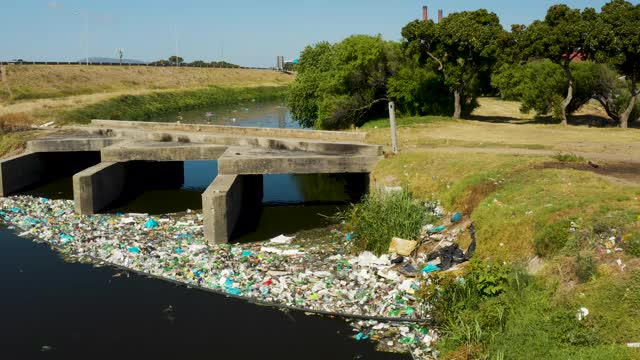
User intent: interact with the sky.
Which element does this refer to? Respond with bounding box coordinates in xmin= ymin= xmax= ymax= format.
xmin=0 ymin=0 xmax=630 ymax=67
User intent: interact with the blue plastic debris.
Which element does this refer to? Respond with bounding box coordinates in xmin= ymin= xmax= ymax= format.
xmin=241 ymin=250 xmax=254 ymax=258
xmin=10 ymin=208 xmax=21 ymax=213
xmin=60 ymin=233 xmax=74 ymax=244
xmin=175 ymin=248 xmax=184 ymax=254
xmin=128 ymin=247 xmax=141 ymax=253
xmin=41 ymin=198 xmax=50 ymax=203
xmin=354 ymin=332 xmax=369 ymax=341
xmin=224 ymin=278 xmax=242 ymax=295
xmin=345 ymin=233 xmax=354 ymax=241
xmin=115 ymin=212 xmax=124 ymax=216
xmin=451 ymin=212 xmax=463 ymax=223
xmin=428 ymin=225 xmax=446 ymax=234
xmin=144 ymin=219 xmax=159 ymax=228
xmin=421 ymin=264 xmax=441 ymax=273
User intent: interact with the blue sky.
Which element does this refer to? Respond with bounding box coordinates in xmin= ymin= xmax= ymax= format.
xmin=1 ymin=0 xmax=629 ymax=67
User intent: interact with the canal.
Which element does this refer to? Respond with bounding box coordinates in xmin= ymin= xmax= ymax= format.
xmin=2 ymin=102 xmax=408 ymax=358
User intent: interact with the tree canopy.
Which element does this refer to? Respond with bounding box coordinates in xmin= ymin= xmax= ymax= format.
xmin=401 ymin=10 xmax=503 ymax=118
xmin=288 ymin=35 xmax=399 ymax=129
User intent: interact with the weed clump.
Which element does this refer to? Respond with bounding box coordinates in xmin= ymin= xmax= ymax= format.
xmin=552 ymin=152 xmax=585 ymax=163
xmin=534 ymin=219 xmax=572 ymax=257
xmin=342 ymin=190 xmax=436 ymax=255
xmin=0 ymin=112 xmax=33 ymax=133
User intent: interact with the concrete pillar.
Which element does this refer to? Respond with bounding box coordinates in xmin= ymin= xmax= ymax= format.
xmin=0 ymin=151 xmax=101 ymax=197
xmin=0 ymin=152 xmax=44 ymax=197
xmin=73 ymin=162 xmax=126 ymax=214
xmin=73 ymin=161 xmax=186 ymax=214
xmin=202 ymin=174 xmax=263 ymax=244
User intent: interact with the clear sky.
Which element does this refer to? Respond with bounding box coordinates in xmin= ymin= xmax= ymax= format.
xmin=1 ymin=0 xmax=630 ymax=67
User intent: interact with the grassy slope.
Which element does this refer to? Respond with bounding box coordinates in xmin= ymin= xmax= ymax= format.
xmin=0 ymin=65 xmax=293 ymax=102
xmin=366 ymin=100 xmax=640 ymax=358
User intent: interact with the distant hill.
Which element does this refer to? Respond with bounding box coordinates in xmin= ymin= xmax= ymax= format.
xmin=80 ymin=57 xmax=147 ymax=64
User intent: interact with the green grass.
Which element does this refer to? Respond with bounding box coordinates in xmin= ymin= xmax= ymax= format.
xmin=342 ymin=190 xmax=437 ymax=255
xmin=376 ymin=149 xmax=640 ymax=358
xmin=553 ymin=152 xmax=586 ymax=163
xmin=63 ymin=86 xmax=288 ymax=124
xmin=0 ymin=131 xmax=36 ymax=158
xmin=360 ymin=115 xmax=453 ymax=129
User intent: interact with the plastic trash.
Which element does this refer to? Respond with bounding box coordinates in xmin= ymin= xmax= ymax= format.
xmin=269 ymin=234 xmax=294 ymax=244
xmin=577 ymin=307 xmax=589 ymax=321
xmin=355 ymin=332 xmax=369 ymax=341
xmin=144 ymin=219 xmax=159 ymax=228
xmin=421 ymin=264 xmax=441 ymax=273
xmin=428 ymin=225 xmax=446 ymax=234
xmin=345 ymin=233 xmax=354 ymax=241
xmin=388 ymin=237 xmax=417 ymax=256
xmin=128 ymin=247 xmax=141 ymax=253
xmin=450 ymin=212 xmax=463 ymax=223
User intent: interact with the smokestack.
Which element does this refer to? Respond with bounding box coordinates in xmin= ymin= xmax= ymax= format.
xmin=438 ymin=9 xmax=443 ymax=23
xmin=422 ymin=6 xmax=428 ymax=21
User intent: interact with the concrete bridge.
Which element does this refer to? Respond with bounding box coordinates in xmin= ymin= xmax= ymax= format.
xmin=0 ymin=120 xmax=382 ymax=244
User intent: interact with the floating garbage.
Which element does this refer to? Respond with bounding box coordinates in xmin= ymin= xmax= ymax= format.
xmin=0 ymin=195 xmax=443 ymax=357
xmin=144 ymin=219 xmax=159 ymax=229
xmin=428 ymin=225 xmax=446 ymax=234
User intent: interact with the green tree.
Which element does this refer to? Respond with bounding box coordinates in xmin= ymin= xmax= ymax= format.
xmin=493 ymin=60 xmax=637 ymax=123
xmin=522 ymin=5 xmax=597 ymax=125
xmin=593 ymin=0 xmax=640 ymax=128
xmin=401 ymin=10 xmax=503 ymax=119
xmin=168 ymin=56 xmax=184 ymax=65
xmin=288 ymin=35 xmax=399 ymax=129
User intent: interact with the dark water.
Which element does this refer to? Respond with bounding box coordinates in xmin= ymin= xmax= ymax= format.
xmin=20 ymin=160 xmax=360 ymax=244
xmin=154 ymin=101 xmax=300 ymax=129
xmin=5 ymin=105 xmax=394 ymax=358
xmin=0 ymin=226 xmax=407 ymax=359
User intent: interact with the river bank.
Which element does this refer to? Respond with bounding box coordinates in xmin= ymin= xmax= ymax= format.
xmin=0 ymin=195 xmax=439 ymax=358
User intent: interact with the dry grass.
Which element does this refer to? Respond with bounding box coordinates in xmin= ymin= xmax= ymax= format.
xmin=0 ymin=65 xmax=294 ymax=123
xmin=365 ymin=109 xmax=640 ymax=160
xmin=0 ymin=112 xmax=33 ymax=132
xmin=0 ymin=65 xmax=293 ymax=103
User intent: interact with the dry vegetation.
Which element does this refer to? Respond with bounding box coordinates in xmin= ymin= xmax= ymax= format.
xmin=0 ymin=65 xmax=294 ymax=124
xmin=0 ymin=112 xmax=33 ymax=132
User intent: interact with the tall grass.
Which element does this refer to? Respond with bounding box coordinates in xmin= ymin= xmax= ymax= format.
xmin=342 ymin=190 xmax=436 ymax=255
xmin=63 ymin=86 xmax=288 ymax=123
xmin=0 ymin=113 xmax=33 ymax=132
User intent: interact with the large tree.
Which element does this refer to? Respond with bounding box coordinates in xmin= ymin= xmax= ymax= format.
xmin=523 ymin=5 xmax=597 ymax=125
xmin=401 ymin=9 xmax=503 ymax=119
xmin=594 ymin=0 xmax=640 ymax=128
xmin=288 ymin=35 xmax=400 ymax=129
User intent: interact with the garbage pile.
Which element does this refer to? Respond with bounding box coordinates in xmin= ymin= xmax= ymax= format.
xmin=0 ymin=195 xmax=448 ymax=356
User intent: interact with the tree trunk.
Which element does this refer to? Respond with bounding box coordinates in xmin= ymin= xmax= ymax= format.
xmin=453 ymin=89 xmax=461 ymax=119
xmin=561 ymin=64 xmax=574 ymax=126
xmin=619 ymin=81 xmax=638 ymax=129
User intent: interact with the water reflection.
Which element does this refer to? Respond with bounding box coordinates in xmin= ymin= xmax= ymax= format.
xmin=153 ymin=101 xmax=299 ymax=129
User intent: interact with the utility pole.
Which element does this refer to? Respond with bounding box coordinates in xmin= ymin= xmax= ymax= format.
xmin=174 ymin=25 xmax=179 ymax=68
xmin=118 ymin=49 xmax=124 ymax=65
xmin=76 ymin=11 xmax=89 ymax=65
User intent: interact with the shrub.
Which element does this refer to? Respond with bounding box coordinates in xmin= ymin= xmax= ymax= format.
xmin=623 ymin=233 xmax=640 ymax=257
xmin=342 ymin=190 xmax=435 ymax=255
xmin=534 ymin=220 xmax=572 ymax=257
xmin=576 ymin=253 xmax=596 ymax=283
xmin=0 ymin=112 xmax=33 ymax=133
xmin=552 ymin=152 xmax=585 ymax=163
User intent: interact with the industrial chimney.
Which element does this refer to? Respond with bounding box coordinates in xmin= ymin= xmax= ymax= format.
xmin=422 ymin=6 xmax=428 ymax=21
xmin=438 ymin=9 xmax=443 ymax=23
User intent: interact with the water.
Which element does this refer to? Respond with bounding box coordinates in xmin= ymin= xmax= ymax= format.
xmin=0 ymin=226 xmax=408 ymax=359
xmin=154 ymin=101 xmax=300 ymax=129
xmin=3 ymin=104 xmax=393 ymax=357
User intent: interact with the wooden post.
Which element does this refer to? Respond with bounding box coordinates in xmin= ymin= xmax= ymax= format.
xmin=388 ymin=101 xmax=398 ymax=154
